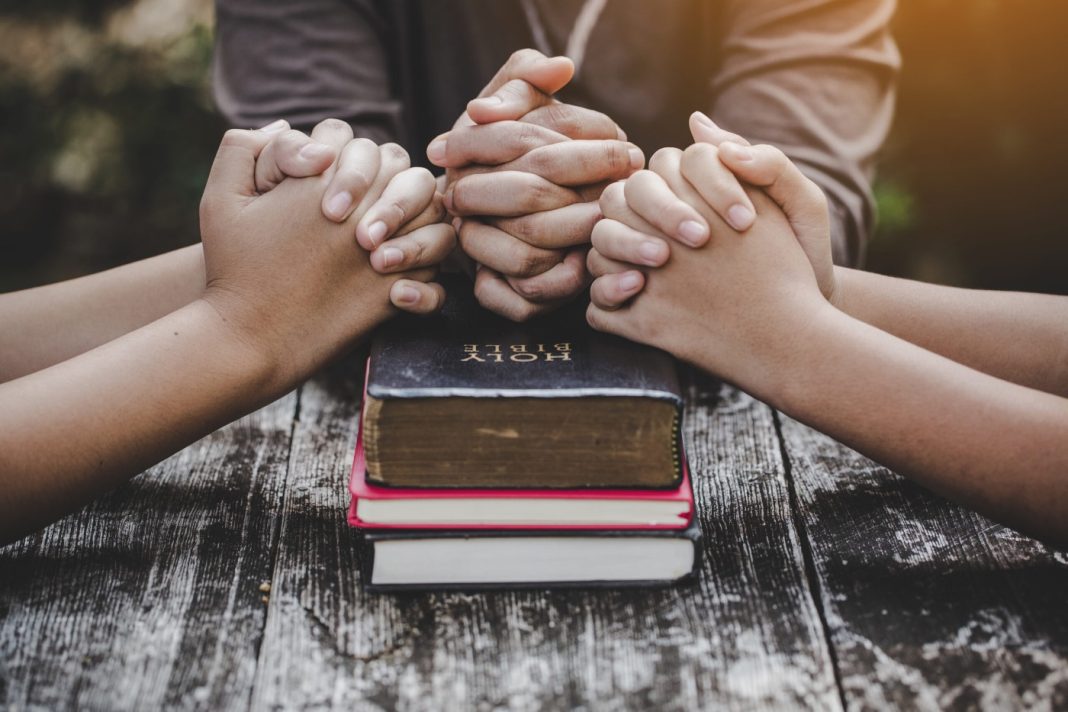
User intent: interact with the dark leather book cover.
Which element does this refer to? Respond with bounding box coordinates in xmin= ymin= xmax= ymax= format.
xmin=356 ymin=517 xmax=702 ymax=592
xmin=367 ymin=274 xmax=681 ymax=403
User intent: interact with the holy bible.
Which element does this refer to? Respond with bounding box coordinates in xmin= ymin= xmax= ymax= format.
xmin=362 ymin=276 xmax=683 ymax=489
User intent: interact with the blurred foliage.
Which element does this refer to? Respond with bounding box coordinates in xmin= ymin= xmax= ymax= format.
xmin=872 ymin=0 xmax=1068 ymax=294
xmin=0 ymin=0 xmax=1066 ymax=294
xmin=0 ymin=0 xmax=221 ymax=291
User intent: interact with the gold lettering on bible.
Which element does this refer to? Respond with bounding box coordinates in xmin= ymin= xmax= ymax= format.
xmin=461 ymin=343 xmax=572 ymax=363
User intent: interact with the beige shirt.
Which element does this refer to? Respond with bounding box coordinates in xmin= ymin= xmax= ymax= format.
xmin=213 ymin=0 xmax=900 ymax=265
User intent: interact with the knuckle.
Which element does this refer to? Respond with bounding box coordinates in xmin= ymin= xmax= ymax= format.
xmin=524 ymin=146 xmax=552 ymax=175
xmin=341 ymin=168 xmax=372 ymax=196
xmin=589 ymin=219 xmax=613 ymax=251
xmin=543 ymin=103 xmax=578 ymax=135
xmin=649 ymin=147 xmax=682 ymax=171
xmin=316 ymin=118 xmax=350 ymax=134
xmin=586 ymin=302 xmax=607 ymax=329
xmin=511 ymin=301 xmax=539 ymax=323
xmin=527 ymin=179 xmax=556 ymax=209
xmin=509 ymin=48 xmax=541 ymax=67
xmin=515 ymin=249 xmax=544 ymax=277
xmin=624 ymin=170 xmax=655 ymax=198
xmin=603 ymin=142 xmax=627 ymax=173
xmin=517 ymin=122 xmax=548 ymax=151
xmin=220 ymin=128 xmax=251 ymax=149
xmin=600 ymin=180 xmax=625 ymax=207
xmin=512 ymin=277 xmax=544 ymax=301
xmin=385 ymin=200 xmax=407 ymax=224
xmin=319 ymin=118 xmax=347 ymax=132
xmin=449 ymin=182 xmax=469 ymax=213
xmin=381 ymin=142 xmax=410 ymax=166
xmin=507 ymin=214 xmax=539 ymax=243
xmin=411 ymin=166 xmax=436 ymax=192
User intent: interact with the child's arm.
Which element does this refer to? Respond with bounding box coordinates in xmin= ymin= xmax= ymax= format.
xmin=831 ymin=268 xmax=1068 ymax=397
xmin=0 ymin=120 xmax=451 ymax=383
xmin=586 ymin=146 xmax=1068 ymax=547
xmin=0 ymin=246 xmax=206 ymax=382
xmin=0 ymin=127 xmax=453 ymax=545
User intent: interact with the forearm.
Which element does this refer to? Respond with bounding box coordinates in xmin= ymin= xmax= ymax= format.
xmin=741 ymin=304 xmax=1068 ymax=547
xmin=0 ymin=245 xmax=206 ymax=382
xmin=0 ymin=299 xmax=277 ymax=544
xmin=834 ymin=267 xmax=1068 ymax=396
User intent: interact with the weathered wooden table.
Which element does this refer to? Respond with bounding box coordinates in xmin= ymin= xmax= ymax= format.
xmin=2 ymin=358 xmax=1066 ymax=710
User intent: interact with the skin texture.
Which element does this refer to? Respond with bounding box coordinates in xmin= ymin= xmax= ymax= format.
xmin=586 ymin=130 xmax=1068 ymax=548
xmin=0 ymin=125 xmax=454 ymax=544
xmin=430 ymin=50 xmax=637 ymax=321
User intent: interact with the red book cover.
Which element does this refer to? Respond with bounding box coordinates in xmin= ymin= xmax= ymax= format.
xmin=347 ymin=431 xmax=694 ymax=531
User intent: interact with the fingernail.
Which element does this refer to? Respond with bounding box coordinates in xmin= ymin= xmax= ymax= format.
xmin=694 ymin=112 xmax=716 ymax=129
xmin=367 ymin=221 xmax=388 ymax=247
xmin=325 ymin=191 xmax=352 ymax=219
xmin=395 ymin=284 xmax=420 ymax=304
xmin=299 ymin=142 xmax=331 ymax=160
xmin=479 ymin=96 xmax=504 ymax=106
xmin=727 ymin=204 xmax=755 ymax=231
xmin=638 ymin=240 xmax=665 ymax=264
xmin=628 ymin=147 xmax=644 ymax=170
xmin=381 ymin=246 xmax=404 ymax=268
xmin=619 ymin=272 xmax=642 ymax=292
xmin=443 ymin=191 xmax=454 ymax=212
xmin=258 ymin=119 xmax=287 ymax=132
xmin=427 ymin=138 xmax=447 ymax=164
xmin=451 ymin=217 xmax=462 ymax=232
xmin=678 ymin=219 xmax=708 ymax=246
xmin=721 ymin=142 xmax=753 ymax=162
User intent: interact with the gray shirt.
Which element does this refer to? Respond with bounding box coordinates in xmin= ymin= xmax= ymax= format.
xmin=213 ymin=0 xmax=900 ymax=265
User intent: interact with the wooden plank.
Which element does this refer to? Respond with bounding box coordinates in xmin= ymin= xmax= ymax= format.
xmin=251 ymin=363 xmax=842 ymax=710
xmin=0 ymin=391 xmax=298 ymax=711
xmin=777 ymin=414 xmax=1068 ymax=710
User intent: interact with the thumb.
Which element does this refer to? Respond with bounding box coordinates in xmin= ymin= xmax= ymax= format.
xmin=204 ymin=128 xmax=273 ymax=199
xmin=519 ymin=55 xmax=575 ymax=95
xmin=467 ymin=78 xmax=552 ymax=124
xmin=688 ymin=111 xmax=751 ymax=148
xmin=480 ymin=51 xmax=574 ymax=98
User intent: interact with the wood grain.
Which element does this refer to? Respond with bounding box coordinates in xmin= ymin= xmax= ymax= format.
xmin=251 ymin=362 xmax=840 ymax=711
xmin=777 ymin=413 xmax=1068 ymax=710
xmin=0 ymin=392 xmax=298 ymax=711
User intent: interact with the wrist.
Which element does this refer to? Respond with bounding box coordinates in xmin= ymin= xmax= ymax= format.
xmin=760 ymin=302 xmax=860 ymax=414
xmin=701 ymin=297 xmax=847 ymax=412
xmin=191 ymin=295 xmax=290 ymax=401
xmin=828 ymin=266 xmax=852 ymax=313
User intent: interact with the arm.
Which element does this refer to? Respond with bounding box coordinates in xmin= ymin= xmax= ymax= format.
xmin=712 ymin=0 xmax=900 ymax=264
xmin=769 ymin=302 xmax=1068 ymax=548
xmin=0 ymin=245 xmax=204 ymax=383
xmin=833 ymin=267 xmax=1068 ymax=397
xmin=0 ymin=299 xmax=276 ymax=544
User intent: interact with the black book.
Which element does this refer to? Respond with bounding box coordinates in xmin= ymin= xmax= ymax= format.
xmin=357 ymin=518 xmax=702 ymax=592
xmin=363 ymin=275 xmax=683 ymax=489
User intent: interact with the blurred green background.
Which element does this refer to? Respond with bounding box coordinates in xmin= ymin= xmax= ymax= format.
xmin=1 ymin=0 xmax=1066 ymax=295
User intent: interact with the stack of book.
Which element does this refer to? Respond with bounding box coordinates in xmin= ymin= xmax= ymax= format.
xmin=348 ymin=279 xmax=700 ymax=591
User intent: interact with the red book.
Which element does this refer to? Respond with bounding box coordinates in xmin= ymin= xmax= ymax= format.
xmin=348 ymin=432 xmax=693 ymax=531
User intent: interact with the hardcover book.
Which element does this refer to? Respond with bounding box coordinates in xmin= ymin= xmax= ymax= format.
xmin=348 ymin=432 xmax=694 ymax=529
xmin=357 ymin=519 xmax=702 ymax=591
xmin=362 ymin=275 xmax=683 ymax=489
